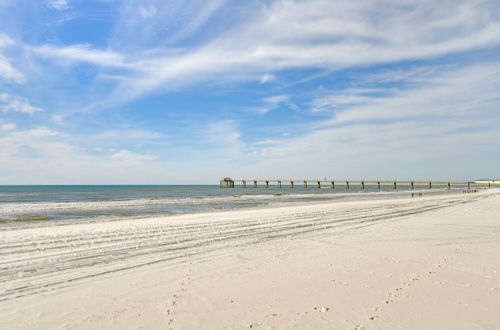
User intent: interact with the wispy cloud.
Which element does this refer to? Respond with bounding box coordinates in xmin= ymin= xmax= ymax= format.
xmin=0 ymin=93 xmax=43 ymax=114
xmin=260 ymin=73 xmax=276 ymax=83
xmin=46 ymin=0 xmax=69 ymax=10
xmin=246 ymin=95 xmax=297 ymax=114
xmin=34 ymin=44 xmax=127 ymax=68
xmin=13 ymin=0 xmax=499 ymax=110
xmin=93 ymin=0 xmax=500 ymax=106
xmin=0 ymin=122 xmax=16 ymax=130
xmin=138 ymin=5 xmax=157 ymax=19
xmin=0 ymin=33 xmax=24 ymax=83
xmin=0 ymin=55 xmax=24 ymax=83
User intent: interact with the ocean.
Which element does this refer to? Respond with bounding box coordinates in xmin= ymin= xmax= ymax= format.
xmin=0 ymin=184 xmax=457 ymax=228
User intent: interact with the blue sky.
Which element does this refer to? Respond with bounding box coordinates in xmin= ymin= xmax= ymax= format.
xmin=0 ymin=0 xmax=499 ymax=184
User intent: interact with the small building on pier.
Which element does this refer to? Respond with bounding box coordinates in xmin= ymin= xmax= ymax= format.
xmin=220 ymin=177 xmax=235 ymax=188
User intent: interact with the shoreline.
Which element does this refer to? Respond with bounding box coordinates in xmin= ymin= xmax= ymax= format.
xmin=0 ymin=187 xmax=472 ymax=230
xmin=0 ymin=189 xmax=499 ymax=329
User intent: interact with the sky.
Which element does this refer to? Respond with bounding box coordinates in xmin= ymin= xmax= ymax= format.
xmin=0 ymin=0 xmax=499 ymax=184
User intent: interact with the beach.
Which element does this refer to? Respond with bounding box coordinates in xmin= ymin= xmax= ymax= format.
xmin=1 ymin=188 xmax=499 ymax=329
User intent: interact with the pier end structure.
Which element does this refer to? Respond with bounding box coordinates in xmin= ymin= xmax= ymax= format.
xmin=220 ymin=177 xmax=235 ymax=188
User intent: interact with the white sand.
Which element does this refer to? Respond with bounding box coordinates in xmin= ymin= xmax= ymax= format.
xmin=0 ymin=189 xmax=499 ymax=329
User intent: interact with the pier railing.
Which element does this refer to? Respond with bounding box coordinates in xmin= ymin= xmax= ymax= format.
xmin=220 ymin=179 xmax=499 ymax=189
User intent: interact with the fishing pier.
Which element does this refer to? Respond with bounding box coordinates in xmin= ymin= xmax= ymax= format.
xmin=219 ymin=178 xmax=499 ymax=190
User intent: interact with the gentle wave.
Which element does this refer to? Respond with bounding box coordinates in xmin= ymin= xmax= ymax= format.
xmin=0 ymin=188 xmax=443 ymax=215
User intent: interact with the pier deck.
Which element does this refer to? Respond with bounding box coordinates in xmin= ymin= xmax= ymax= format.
xmin=221 ymin=179 xmax=499 ymax=189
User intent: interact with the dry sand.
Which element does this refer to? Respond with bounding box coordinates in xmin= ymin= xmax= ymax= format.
xmin=0 ymin=189 xmax=499 ymax=329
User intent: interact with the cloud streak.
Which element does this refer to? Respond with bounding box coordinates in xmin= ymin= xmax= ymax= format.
xmin=0 ymin=93 xmax=43 ymax=114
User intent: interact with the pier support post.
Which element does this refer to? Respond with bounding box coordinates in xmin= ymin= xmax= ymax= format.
xmin=253 ymin=180 xmax=257 ymax=188
xmin=304 ymin=181 xmax=308 ymax=189
xmin=265 ymin=180 xmax=269 ymax=188
xmin=278 ymin=180 xmax=282 ymax=188
xmin=428 ymin=181 xmax=432 ymax=189
xmin=361 ymin=181 xmax=365 ymax=189
xmin=317 ymin=181 xmax=321 ymax=188
xmin=331 ymin=181 xmax=335 ymax=189
xmin=377 ymin=181 xmax=380 ymax=189
xmin=346 ymin=181 xmax=350 ymax=189
xmin=393 ymin=181 xmax=397 ymax=189
xmin=411 ymin=181 xmax=414 ymax=190
xmin=291 ymin=181 xmax=294 ymax=188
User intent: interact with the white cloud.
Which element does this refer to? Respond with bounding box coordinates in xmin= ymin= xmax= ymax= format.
xmin=0 ymin=93 xmax=43 ymax=114
xmin=111 ymin=0 xmax=228 ymax=47
xmin=0 ymin=128 xmax=168 ymax=184
xmin=51 ymin=114 xmax=63 ymax=124
xmin=0 ymin=55 xmax=24 ymax=83
xmin=310 ymin=88 xmax=390 ymax=113
xmin=330 ymin=65 xmax=500 ymax=124
xmin=247 ymin=95 xmax=297 ymax=114
xmin=0 ymin=123 xmax=16 ymax=130
xmin=111 ymin=149 xmax=156 ymax=161
xmin=35 ymin=44 xmax=127 ymax=67
xmin=27 ymin=127 xmax=63 ymax=137
xmin=46 ymin=0 xmax=69 ymax=10
xmin=165 ymin=0 xmax=227 ymax=44
xmin=0 ymin=33 xmax=24 ymax=83
xmin=203 ymin=120 xmax=241 ymax=145
xmin=260 ymin=73 xmax=276 ymax=83
xmin=0 ymin=32 xmax=14 ymax=47
xmin=139 ymin=6 xmax=157 ymax=19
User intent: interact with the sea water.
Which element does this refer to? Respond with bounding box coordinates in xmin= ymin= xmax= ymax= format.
xmin=0 ymin=184 xmax=458 ymax=228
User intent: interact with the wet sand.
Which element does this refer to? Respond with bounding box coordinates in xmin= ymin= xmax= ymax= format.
xmin=1 ymin=189 xmax=499 ymax=329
